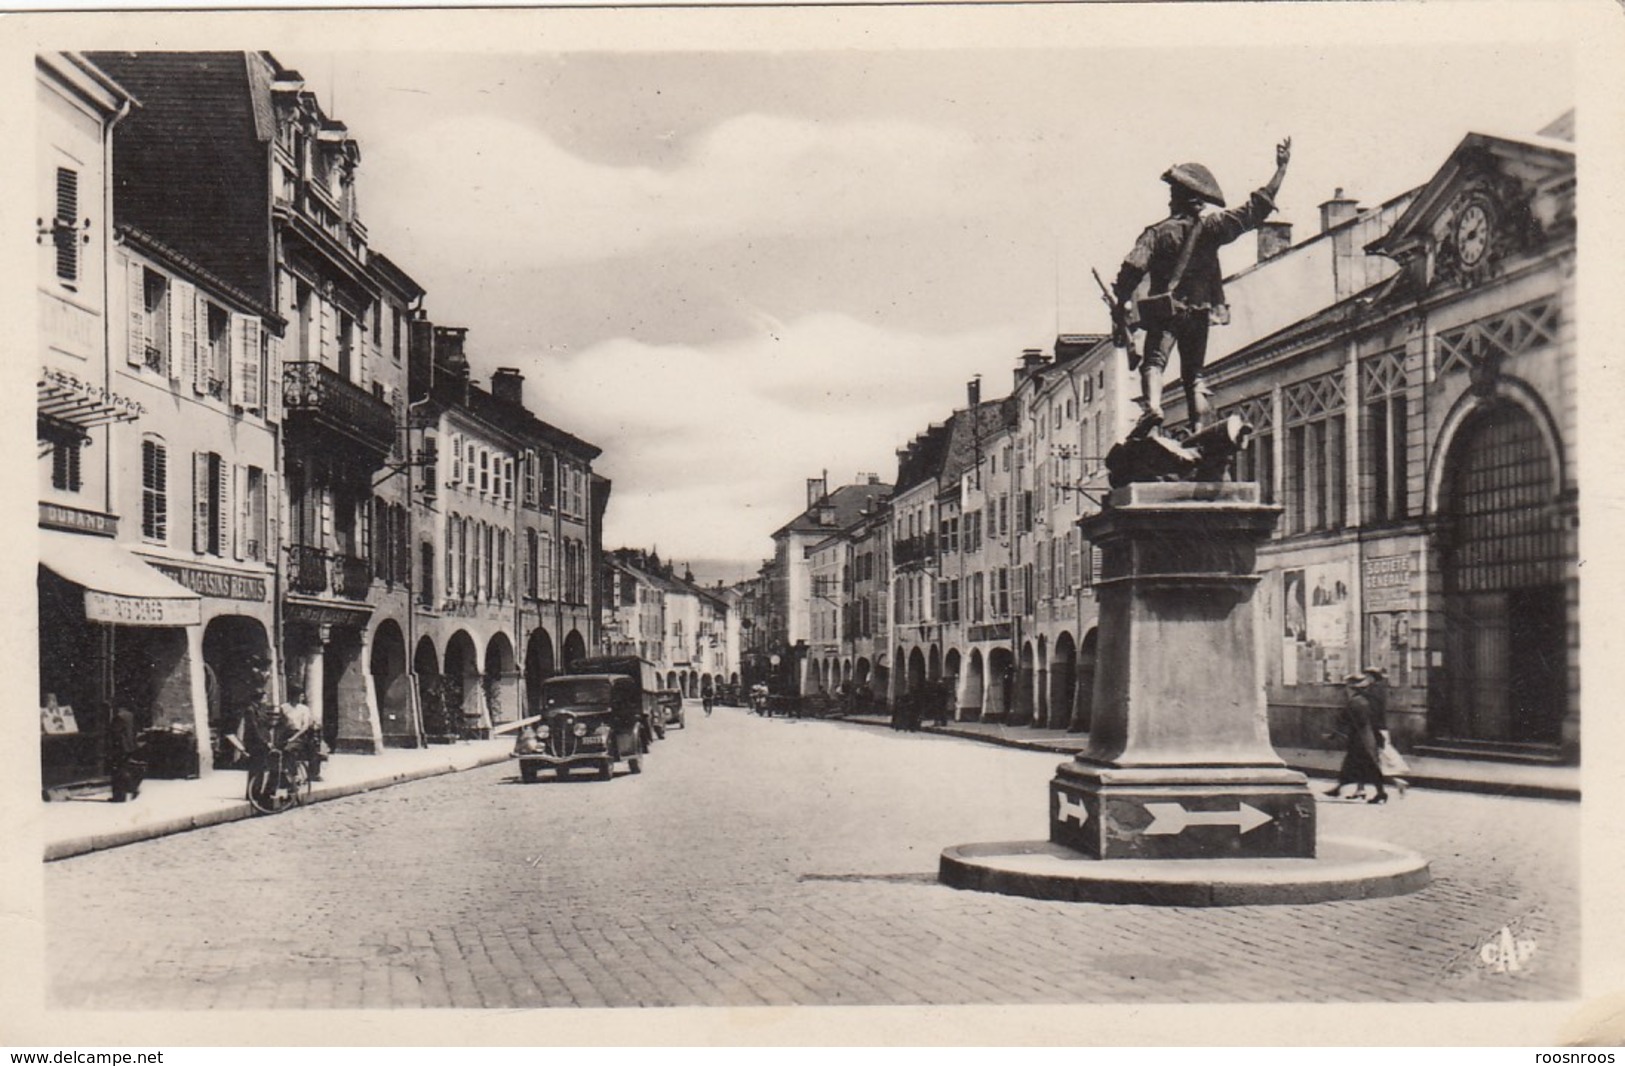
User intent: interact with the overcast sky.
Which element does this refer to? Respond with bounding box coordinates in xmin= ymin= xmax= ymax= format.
xmin=280 ymin=30 xmax=1572 ymax=579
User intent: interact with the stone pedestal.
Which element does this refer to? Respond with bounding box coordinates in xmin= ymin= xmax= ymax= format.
xmin=941 ymin=480 xmax=1428 ymax=905
xmin=1053 ymin=481 xmax=1314 ymax=859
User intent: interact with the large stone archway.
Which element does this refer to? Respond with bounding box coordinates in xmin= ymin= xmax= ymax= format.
xmin=483 ymin=632 xmax=519 ymax=729
xmin=1049 ymin=632 xmax=1077 ymax=733
xmin=414 ymin=637 xmax=450 ymax=743
xmin=1071 ymin=628 xmax=1098 ymax=734
xmin=1434 ymin=397 xmax=1570 ymax=752
xmin=523 ymin=628 xmax=554 ymax=717
xmin=442 ymin=631 xmax=484 ymax=738
xmin=371 ymin=619 xmax=416 ymax=747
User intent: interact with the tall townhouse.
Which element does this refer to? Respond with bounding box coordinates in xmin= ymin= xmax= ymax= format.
xmin=931 ymin=397 xmax=1014 ymax=721
xmin=960 ymin=400 xmax=1017 ymax=721
xmin=888 ymin=422 xmax=952 ymax=702
xmin=601 ymin=553 xmax=666 ymax=664
xmin=364 ymin=252 xmax=426 ymax=748
xmin=405 ymin=326 xmax=604 ymax=735
xmin=88 ymin=51 xmax=406 ymax=757
xmin=406 ymin=327 xmax=523 ymax=740
xmin=658 ymin=574 xmax=731 ymax=697
xmin=108 ymin=224 xmax=285 ymax=776
xmin=485 ymin=367 xmax=604 ymax=718
xmin=36 ymin=53 xmax=156 ymax=796
xmin=768 ymin=475 xmax=891 ymax=696
xmin=1052 ymin=334 xmax=1136 ymax=734
xmin=845 ymin=499 xmax=891 ymax=707
xmin=1012 ymin=334 xmax=1123 ymax=730
xmin=1177 ymin=120 xmax=1577 ymax=765
xmin=732 ymin=565 xmax=777 ymax=693
xmin=805 ymin=530 xmax=846 ymax=696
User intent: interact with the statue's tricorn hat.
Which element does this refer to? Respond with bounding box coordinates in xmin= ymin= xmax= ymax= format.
xmin=1162 ymin=162 xmax=1226 ymax=207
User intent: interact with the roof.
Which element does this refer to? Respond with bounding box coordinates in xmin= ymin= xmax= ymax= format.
xmin=773 ymin=480 xmax=892 ymax=540
xmin=1366 ymin=129 xmax=1575 ymax=260
xmin=938 ymin=398 xmax=1015 ymax=489
xmin=426 ymin=374 xmax=603 ymax=461
xmin=87 ymin=52 xmax=277 ymax=304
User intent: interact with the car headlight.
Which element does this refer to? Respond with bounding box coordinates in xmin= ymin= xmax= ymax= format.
xmin=537 ymin=725 xmax=550 ymax=738
xmin=573 ymin=722 xmax=588 ymax=737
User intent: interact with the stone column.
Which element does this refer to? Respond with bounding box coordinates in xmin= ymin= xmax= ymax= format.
xmin=1051 ymin=482 xmax=1315 ymax=860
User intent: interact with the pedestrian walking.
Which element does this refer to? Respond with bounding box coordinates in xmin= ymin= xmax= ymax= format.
xmin=1365 ymin=666 xmax=1409 ymax=796
xmin=107 ymin=703 xmax=144 ymax=803
xmin=702 ymin=691 xmax=714 ymax=716
xmin=934 ymin=678 xmax=953 ymax=729
xmin=1325 ymin=672 xmax=1387 ymax=803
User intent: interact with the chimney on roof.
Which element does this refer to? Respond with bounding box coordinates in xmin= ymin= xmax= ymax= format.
xmin=434 ymin=327 xmax=469 ymax=379
xmin=1257 ymin=220 xmax=1293 ymax=262
xmin=1015 ymin=348 xmax=1048 ymax=389
xmin=806 ymin=475 xmax=827 ymax=509
xmin=1319 ymin=188 xmax=1359 ymax=234
xmin=867 ymin=472 xmax=880 ymax=485
xmin=491 ymin=367 xmax=524 ymax=406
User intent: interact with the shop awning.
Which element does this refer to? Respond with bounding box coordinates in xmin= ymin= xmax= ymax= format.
xmin=39 ymin=531 xmax=201 ymax=627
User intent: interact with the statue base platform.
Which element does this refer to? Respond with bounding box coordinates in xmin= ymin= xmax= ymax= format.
xmin=1050 ymin=762 xmax=1316 ymax=860
xmin=939 ymin=836 xmax=1430 ymax=907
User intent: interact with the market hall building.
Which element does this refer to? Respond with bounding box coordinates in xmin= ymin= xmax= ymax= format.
xmin=1177 ymin=118 xmax=1578 ymax=763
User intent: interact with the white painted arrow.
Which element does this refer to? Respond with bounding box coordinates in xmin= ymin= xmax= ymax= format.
xmin=1141 ymin=801 xmax=1273 ymax=836
xmin=1056 ymin=793 xmax=1089 ymax=828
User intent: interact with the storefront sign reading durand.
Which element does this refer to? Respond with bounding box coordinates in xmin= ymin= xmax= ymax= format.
xmin=38 ymin=502 xmax=118 ymax=537
xmin=1362 ymin=555 xmax=1415 ymax=613
xmin=151 ymin=563 xmax=267 ymax=602
xmin=84 ymin=590 xmax=200 ymax=626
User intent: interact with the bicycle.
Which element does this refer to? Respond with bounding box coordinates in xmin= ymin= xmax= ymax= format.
xmin=245 ymin=742 xmax=311 ymax=814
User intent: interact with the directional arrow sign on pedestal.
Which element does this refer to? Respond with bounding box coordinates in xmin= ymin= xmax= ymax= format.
xmin=1056 ymin=794 xmax=1089 ymax=828
xmin=1141 ymin=801 xmax=1273 ymax=836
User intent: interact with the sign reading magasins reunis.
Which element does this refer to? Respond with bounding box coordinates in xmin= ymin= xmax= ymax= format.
xmin=150 ymin=563 xmax=267 ymax=602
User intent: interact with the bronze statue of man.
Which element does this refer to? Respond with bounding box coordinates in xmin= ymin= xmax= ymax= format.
xmin=1111 ymin=138 xmax=1292 ymax=432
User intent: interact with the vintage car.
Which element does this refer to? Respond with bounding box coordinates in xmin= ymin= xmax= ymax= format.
xmin=511 ymin=674 xmax=647 ymax=782
xmin=656 ymin=689 xmax=685 ymax=729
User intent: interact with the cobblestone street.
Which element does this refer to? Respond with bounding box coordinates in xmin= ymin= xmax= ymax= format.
xmin=46 ymin=706 xmax=1578 ymax=1009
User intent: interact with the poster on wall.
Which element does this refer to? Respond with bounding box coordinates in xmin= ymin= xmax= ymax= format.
xmin=1281 ymin=562 xmax=1352 ymax=684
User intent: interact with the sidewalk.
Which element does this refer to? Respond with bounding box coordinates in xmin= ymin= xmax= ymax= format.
xmin=36 ymin=738 xmax=514 ymax=862
xmin=832 ymin=712 xmax=1580 ymax=802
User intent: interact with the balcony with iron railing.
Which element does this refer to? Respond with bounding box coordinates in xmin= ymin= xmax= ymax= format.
xmin=288 ymin=544 xmax=328 ymax=595
xmin=287 ymin=544 xmax=375 ymax=601
xmin=333 ymin=554 xmax=372 ymax=600
xmin=283 ymin=361 xmax=395 ymax=458
xmin=891 ymin=534 xmax=938 ymax=568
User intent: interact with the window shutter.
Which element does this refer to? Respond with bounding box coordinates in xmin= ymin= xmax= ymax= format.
xmin=226 ymin=311 xmax=245 ymax=407
xmin=192 ymin=292 xmax=210 ymax=394
xmin=226 ymin=462 xmax=242 ymax=560
xmin=319 ymin=300 xmax=335 ymax=367
xmin=359 ymin=320 xmax=372 ymax=389
xmin=126 ymin=260 xmax=146 ymax=366
xmin=170 ymin=281 xmax=194 ymax=388
xmin=265 ymin=331 xmax=282 ymax=423
xmin=267 ymin=469 xmax=280 ymax=564
xmin=238 ymin=315 xmax=262 ymax=411
xmin=193 ymin=452 xmax=211 ymax=552
xmin=450 ymin=434 xmax=462 ymax=483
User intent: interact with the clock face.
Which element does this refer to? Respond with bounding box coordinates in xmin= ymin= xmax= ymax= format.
xmin=1456 ymin=201 xmax=1492 ymax=268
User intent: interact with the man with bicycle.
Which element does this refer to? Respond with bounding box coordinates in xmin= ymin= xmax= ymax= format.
xmin=226 ymin=667 xmax=314 ymax=809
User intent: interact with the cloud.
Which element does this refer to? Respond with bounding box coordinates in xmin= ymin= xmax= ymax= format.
xmin=363 ymin=111 xmax=1021 ymax=271
xmin=522 ymin=311 xmax=1029 ymax=562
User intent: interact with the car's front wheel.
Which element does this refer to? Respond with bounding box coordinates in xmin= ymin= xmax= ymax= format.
xmin=520 ymin=763 xmax=538 ymax=784
xmin=628 ymin=755 xmax=643 ymax=775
